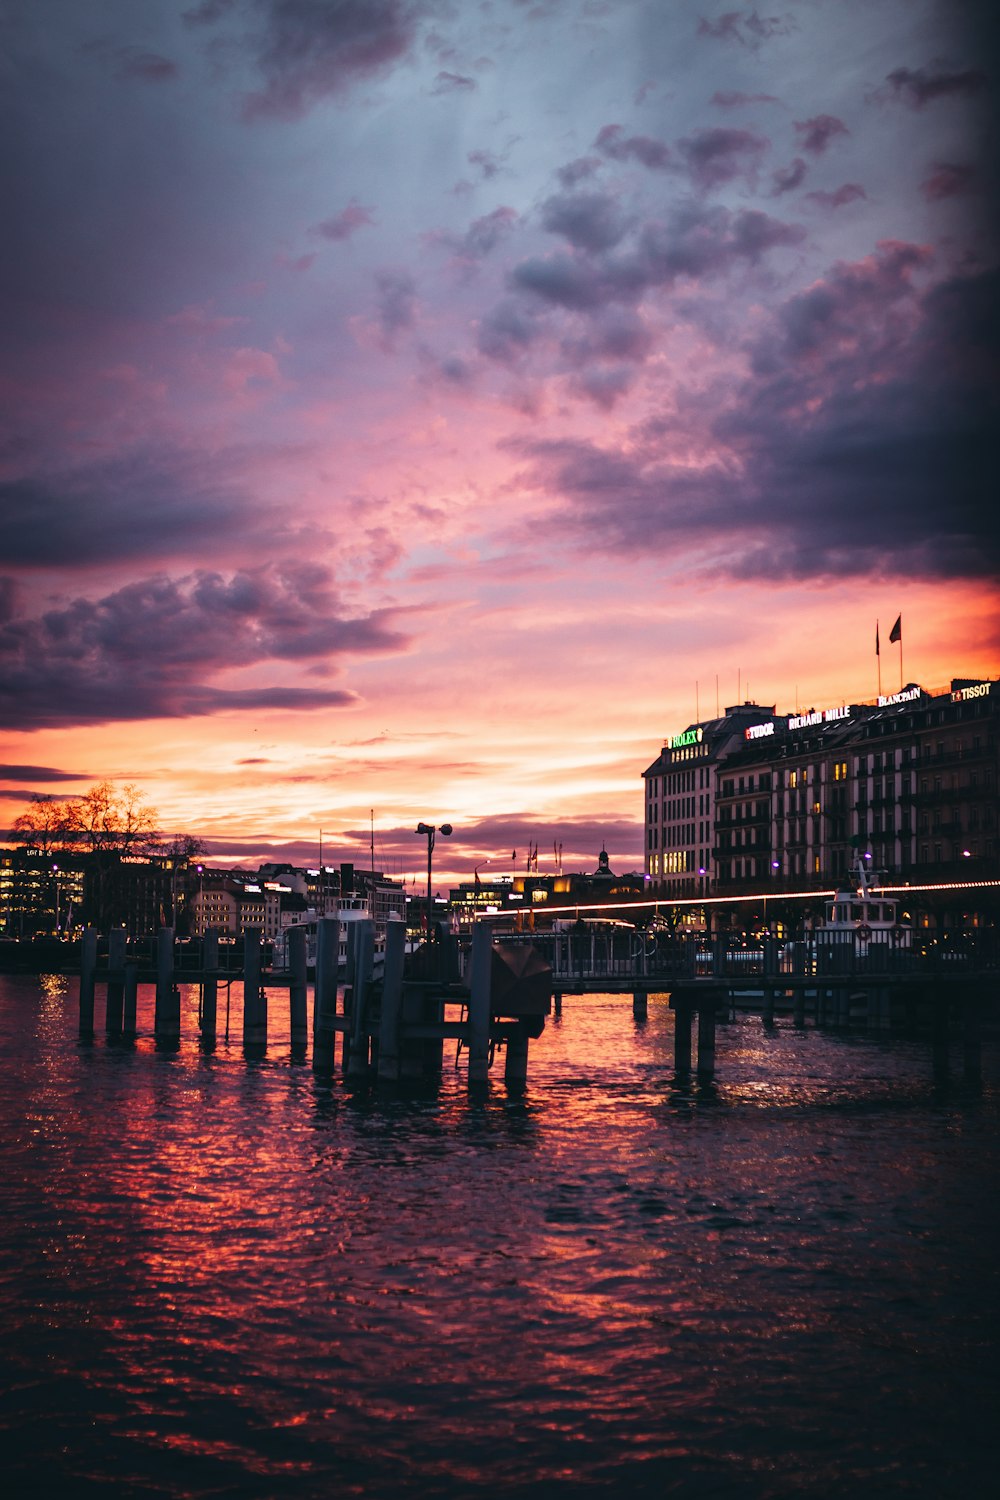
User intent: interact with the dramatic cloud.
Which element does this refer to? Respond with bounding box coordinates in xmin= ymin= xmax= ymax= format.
xmin=514 ymin=251 xmax=999 ymax=582
xmin=0 ymin=451 xmax=266 ymax=569
xmin=0 ymin=564 xmax=410 ymax=729
xmin=241 ymin=0 xmax=426 ymax=119
xmin=0 ymin=0 xmax=993 ymax=868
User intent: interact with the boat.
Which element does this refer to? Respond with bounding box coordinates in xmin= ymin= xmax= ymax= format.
xmin=811 ymin=857 xmax=911 ymax=953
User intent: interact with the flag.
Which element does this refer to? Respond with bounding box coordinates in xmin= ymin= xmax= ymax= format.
xmin=889 ymin=614 xmax=901 ymax=644
xmin=875 ymin=623 xmax=880 ymax=657
xmin=512 ymin=849 xmax=516 ymax=861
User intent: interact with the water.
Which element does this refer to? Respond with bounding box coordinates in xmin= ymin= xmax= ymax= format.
xmin=1 ymin=973 xmax=998 ymax=1499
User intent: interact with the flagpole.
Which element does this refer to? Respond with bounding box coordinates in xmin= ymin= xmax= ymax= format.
xmin=876 ymin=621 xmax=881 ymax=698
xmin=899 ymin=634 xmax=903 ymax=692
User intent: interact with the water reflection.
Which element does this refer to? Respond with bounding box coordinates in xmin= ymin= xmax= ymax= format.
xmin=0 ymin=976 xmax=997 ymax=1498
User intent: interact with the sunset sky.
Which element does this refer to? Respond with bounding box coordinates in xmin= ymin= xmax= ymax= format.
xmin=2 ymin=0 xmax=997 ymax=892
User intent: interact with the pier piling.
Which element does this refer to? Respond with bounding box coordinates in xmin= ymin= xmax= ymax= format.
xmin=288 ymin=925 xmax=308 ymax=1053
xmin=106 ymin=929 xmax=126 ymax=1037
xmin=79 ymin=928 xmax=98 ymax=1037
xmin=154 ymin=927 xmax=179 ymax=1045
xmin=376 ymin=920 xmax=407 ymax=1081
xmin=467 ymin=923 xmax=492 ymax=1086
xmin=201 ymin=930 xmax=219 ymax=1045
xmin=123 ymin=962 xmax=138 ymax=1040
xmin=242 ymin=929 xmax=266 ymax=1052
xmin=313 ymin=917 xmax=340 ymax=1072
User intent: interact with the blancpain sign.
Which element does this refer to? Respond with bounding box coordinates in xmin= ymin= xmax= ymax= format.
xmin=788 ymin=704 xmax=850 ymax=730
xmin=878 ymin=687 xmax=921 ymax=707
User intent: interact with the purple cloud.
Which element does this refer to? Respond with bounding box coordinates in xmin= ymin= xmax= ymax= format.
xmin=806 ymin=183 xmax=867 ymax=210
xmin=920 ymin=161 xmax=978 ymax=200
xmin=594 ymin=125 xmax=672 ymax=171
xmin=0 ymin=564 xmax=410 ymax=729
xmin=116 ymin=49 xmax=179 ymax=82
xmin=771 ymin=157 xmax=808 ymax=195
xmin=374 ymin=269 xmax=417 ymax=340
xmin=712 ymin=90 xmax=780 ymax=107
xmin=0 ymin=450 xmax=266 ymax=569
xmin=677 ymin=126 xmax=769 ymax=188
xmin=310 ymin=200 xmax=375 ymax=241
xmin=431 ymin=70 xmax=475 ymax=94
xmin=794 ymin=113 xmax=849 ymax=154
xmin=242 ymin=0 xmax=424 ymax=120
xmin=698 ymin=10 xmax=795 ymax=48
xmin=541 ymin=191 xmax=629 ymax=252
xmin=884 ymin=64 xmax=989 ymax=109
xmin=516 ymin=250 xmax=998 ymax=583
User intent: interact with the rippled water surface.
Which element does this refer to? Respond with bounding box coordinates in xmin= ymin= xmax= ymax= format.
xmin=1 ymin=973 xmax=998 ymax=1499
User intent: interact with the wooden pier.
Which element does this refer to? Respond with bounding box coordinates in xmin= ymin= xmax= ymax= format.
xmin=78 ymin=920 xmax=553 ymax=1090
xmin=75 ymin=921 xmax=995 ymax=1089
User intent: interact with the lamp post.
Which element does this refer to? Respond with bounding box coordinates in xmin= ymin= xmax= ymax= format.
xmin=52 ymin=864 xmax=60 ymax=936
xmin=415 ymin=821 xmax=452 ymax=932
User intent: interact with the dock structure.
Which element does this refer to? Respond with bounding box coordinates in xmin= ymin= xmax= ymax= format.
xmin=74 ymin=923 xmax=994 ymax=1089
xmin=76 ymin=921 xmax=553 ymax=1090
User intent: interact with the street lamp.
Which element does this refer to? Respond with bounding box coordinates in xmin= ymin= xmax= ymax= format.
xmin=52 ymin=864 xmax=60 ymax=936
xmin=415 ymin=821 xmax=452 ymax=932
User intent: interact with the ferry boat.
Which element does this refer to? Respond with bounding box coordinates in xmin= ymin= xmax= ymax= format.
xmin=811 ymin=858 xmax=911 ymax=953
xmin=271 ymin=893 xmax=394 ymax=974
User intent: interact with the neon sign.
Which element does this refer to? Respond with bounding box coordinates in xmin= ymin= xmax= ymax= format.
xmin=745 ymin=722 xmax=775 ymax=740
xmin=878 ymin=687 xmax=920 ymax=706
xmin=669 ymin=727 xmax=703 ymax=749
xmin=789 ymin=704 xmax=849 ymax=730
xmin=952 ymin=681 xmax=992 ymax=702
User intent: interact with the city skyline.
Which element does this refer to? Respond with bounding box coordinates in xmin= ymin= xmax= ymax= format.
xmin=2 ymin=1 xmax=997 ymax=892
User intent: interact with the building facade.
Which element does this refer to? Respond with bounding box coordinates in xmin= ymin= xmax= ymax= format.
xmin=644 ymin=677 xmax=999 ymax=928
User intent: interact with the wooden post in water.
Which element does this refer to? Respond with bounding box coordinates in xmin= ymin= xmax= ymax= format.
xmin=242 ymin=928 xmax=266 ymax=1052
xmin=376 ymin=920 xmax=407 ymax=1082
xmin=288 ymin=925 xmax=308 ymax=1053
xmin=313 ymin=917 xmax=340 ymax=1071
xmin=347 ymin=920 xmax=375 ymax=1079
xmin=504 ymin=1022 xmax=530 ymax=1091
xmin=201 ymin=929 xmax=219 ymax=1046
xmin=467 ymin=922 xmax=492 ymax=1087
xmin=123 ymin=962 xmax=138 ymax=1040
xmin=154 ymin=927 xmax=179 ymax=1044
xmin=79 ymin=928 xmax=98 ymax=1037
xmin=106 ymin=928 xmax=126 ymax=1037
xmin=697 ymin=991 xmax=718 ymax=1083
xmin=553 ymin=991 xmax=562 ymax=1016
xmin=672 ymin=992 xmax=693 ymax=1077
xmin=632 ymin=989 xmax=648 ymax=1020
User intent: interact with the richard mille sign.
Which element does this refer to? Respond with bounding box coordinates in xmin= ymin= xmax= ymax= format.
xmin=788 ymin=704 xmax=850 ymax=730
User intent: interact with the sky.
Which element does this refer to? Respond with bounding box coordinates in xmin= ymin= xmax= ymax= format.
xmin=1 ymin=0 xmax=998 ymax=893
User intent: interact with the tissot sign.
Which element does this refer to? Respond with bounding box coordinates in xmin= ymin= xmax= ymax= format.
xmin=952 ymin=681 xmax=992 ymax=702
